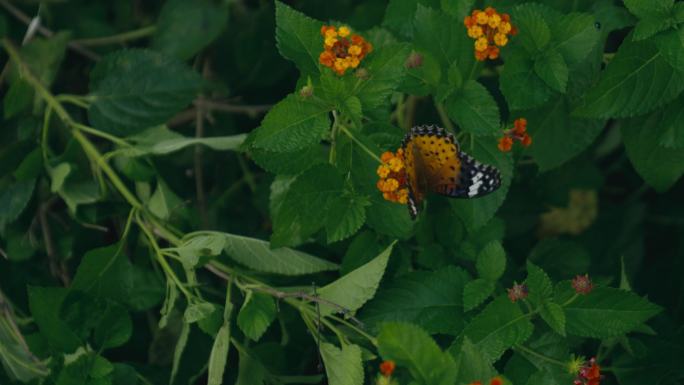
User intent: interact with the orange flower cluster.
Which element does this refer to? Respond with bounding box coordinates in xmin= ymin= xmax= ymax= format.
xmin=507 ymin=282 xmax=528 ymax=303
xmin=498 ymin=118 xmax=532 ymax=152
xmin=573 ymin=357 xmax=602 ymax=385
xmin=376 ymin=150 xmax=409 ymax=204
xmin=464 ymin=7 xmax=517 ymax=61
xmin=469 ymin=376 xmax=505 ymax=385
xmin=319 ymin=25 xmax=373 ymax=75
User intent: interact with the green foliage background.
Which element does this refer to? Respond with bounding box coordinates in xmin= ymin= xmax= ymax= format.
xmin=0 ymin=0 xmax=683 ymax=384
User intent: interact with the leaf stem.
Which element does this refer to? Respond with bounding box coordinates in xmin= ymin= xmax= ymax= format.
xmin=561 ymin=293 xmax=579 ymax=307
xmin=72 ymin=25 xmax=156 ymax=46
xmin=434 ymin=99 xmax=455 ymax=133
xmin=337 ymin=124 xmax=382 ymax=163
xmin=72 ymin=122 xmax=132 ymax=147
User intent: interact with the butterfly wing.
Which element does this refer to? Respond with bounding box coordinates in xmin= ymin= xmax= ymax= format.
xmin=401 ymin=125 xmax=501 ymax=219
xmin=402 ymin=125 xmax=462 ymax=218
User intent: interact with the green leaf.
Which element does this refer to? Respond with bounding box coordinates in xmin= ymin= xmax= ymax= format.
xmin=564 ymin=287 xmax=662 ymax=338
xmin=319 ymin=343 xmax=364 ymax=385
xmin=0 ymin=317 xmax=49 ymax=382
xmin=184 ymin=302 xmax=217 ymax=324
xmin=450 ymin=137 xmax=513 ymax=232
xmin=383 ymin=0 xmax=420 ymax=38
xmin=445 ymin=80 xmax=500 ymax=135
xmin=207 ymin=324 xmax=230 ymax=385
xmin=573 ymin=38 xmax=684 ymax=118
xmin=123 ymin=125 xmax=245 ymax=156
xmin=451 ymin=338 xmax=497 ymax=385
xmin=275 ymin=1 xmax=322 ymax=75
xmin=236 ymin=346 xmax=268 ymax=385
xmin=354 ymin=43 xmax=411 ymax=113
xmin=271 ymin=164 xmax=343 ymax=247
xmin=12 ymin=32 xmax=70 ymax=97
xmin=413 ymin=4 xmax=476 ymax=76
xmin=633 ymin=15 xmax=671 ymax=41
xmin=549 ymin=12 xmax=602 ymax=68
xmin=325 ymin=194 xmax=369 ymax=243
xmin=441 ymin=0 xmax=476 ymax=20
xmin=152 ymin=0 xmax=229 ymax=60
xmin=93 ymin=302 xmax=132 ymax=349
xmin=476 ymin=241 xmax=506 ymax=281
xmin=223 ymin=232 xmax=338 ymax=275
xmin=622 ymin=106 xmax=684 ymax=191
xmin=249 ymin=144 xmax=326 ymax=175
xmin=360 ymin=266 xmax=470 ymax=334
xmin=147 ymin=179 xmax=184 ymax=220
xmin=71 ymin=244 xmax=164 ymax=311
xmin=27 ymin=286 xmax=81 ymax=353
xmin=0 ymin=179 xmax=35 ymax=232
xmin=318 ymin=242 xmax=393 ymax=316
xmin=653 ymin=27 xmax=684 ymax=72
xmin=3 ymin=79 xmax=33 ymax=119
xmin=365 ymin=195 xmax=415 ymax=239
xmin=524 ymin=96 xmax=605 ymax=171
xmin=623 ymin=0 xmax=673 ymax=18
xmin=88 ymin=49 xmax=202 ymax=136
xmin=50 ymin=163 xmax=71 ymax=193
xmin=250 ymin=95 xmax=331 ymax=153
xmin=237 ymin=292 xmax=276 ymax=341
xmin=170 ymin=321 xmax=190 ymax=385
xmin=500 ymin=48 xmax=555 ymax=110
xmin=534 ymin=50 xmax=568 ymax=92
xmin=539 ymin=302 xmax=566 ymax=336
xmin=526 ymin=261 xmax=553 ymax=307
xmin=377 ymin=322 xmax=458 ymax=385
xmin=463 ymin=279 xmax=496 ymax=312
xmin=400 ymin=50 xmax=442 ymax=96
xmin=657 ymin=95 xmax=684 ymax=147
xmin=176 ymin=234 xmax=226 ymax=268
xmin=513 ymin=4 xmax=552 ymax=53
xmin=463 ymin=296 xmax=534 ymax=362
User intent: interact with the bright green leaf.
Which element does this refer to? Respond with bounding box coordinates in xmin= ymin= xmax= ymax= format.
xmin=540 ymin=302 xmax=566 ymax=336
xmin=237 ymin=292 xmax=276 ymax=341
xmin=184 ymin=302 xmax=217 ymax=324
xmin=320 ymin=343 xmax=364 ymax=385
xmin=463 ymin=279 xmax=496 ymax=312
xmin=275 ymin=1 xmax=322 ymax=75
xmin=476 ymin=241 xmax=506 ymax=281
xmin=513 ymin=4 xmax=552 ymax=53
xmin=526 ymin=261 xmax=553 ymax=307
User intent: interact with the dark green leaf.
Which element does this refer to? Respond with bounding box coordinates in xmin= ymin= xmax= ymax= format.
xmin=27 ymin=286 xmax=81 ymax=353
xmin=354 ymin=43 xmax=411 ymax=113
xmin=476 ymin=241 xmax=506 ymax=281
xmin=539 ymin=302 xmax=566 ymax=336
xmin=445 ymin=80 xmax=500 ymax=135
xmin=88 ymin=49 xmax=202 ymax=135
xmin=325 ymin=193 xmax=369 ymax=243
xmin=237 ymin=292 xmax=276 ymax=341
xmin=275 ymin=1 xmax=322 ymax=75
xmin=0 ymin=179 xmax=35 ymax=232
xmin=534 ymin=50 xmax=568 ymax=92
xmin=512 ymin=4 xmax=552 ymax=53
xmin=153 ymin=0 xmax=229 ymax=60
xmin=500 ymin=48 xmax=555 ymax=110
xmin=526 ymin=261 xmax=553 ymax=307
xmin=463 ymin=279 xmax=496 ymax=312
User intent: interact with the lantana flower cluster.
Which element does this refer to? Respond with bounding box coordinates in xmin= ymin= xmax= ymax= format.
xmin=376 ymin=360 xmax=397 ymax=385
xmin=319 ymin=25 xmax=373 ymax=75
xmin=498 ymin=118 xmax=532 ymax=152
xmin=468 ymin=376 xmax=504 ymax=385
xmin=376 ymin=150 xmax=409 ymax=205
xmin=464 ymin=7 xmax=517 ymax=61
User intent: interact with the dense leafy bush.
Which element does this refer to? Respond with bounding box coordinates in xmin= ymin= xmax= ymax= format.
xmin=1 ymin=0 xmax=683 ymax=384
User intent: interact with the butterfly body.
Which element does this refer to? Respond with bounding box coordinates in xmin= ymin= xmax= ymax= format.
xmin=401 ymin=125 xmax=501 ymax=219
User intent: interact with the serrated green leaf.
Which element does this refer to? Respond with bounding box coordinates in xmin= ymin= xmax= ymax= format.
xmin=623 ymin=0 xmax=673 ymax=18
xmin=317 ymin=243 xmax=393 ymax=316
xmin=94 ymin=302 xmax=132 ymax=349
xmin=540 ymin=302 xmax=566 ymax=336
xmin=500 ymin=48 xmax=555 ymax=110
xmin=574 ymin=38 xmax=684 ymax=118
xmin=271 ymin=164 xmax=344 ymax=246
xmin=355 ymin=43 xmax=410 ymax=113
xmin=383 ymin=0 xmax=420 ymax=38
xmin=400 ymin=50 xmax=442 ymax=96
xmin=0 ymin=179 xmax=35 ymax=232
xmin=237 ymin=292 xmax=276 ymax=341
xmin=378 ymin=322 xmax=458 ymax=385
xmin=549 ymin=12 xmax=601 ymax=68
xmin=152 ymin=0 xmax=228 ymax=60
xmin=3 ymin=79 xmax=32 ymax=119
xmin=633 ymin=15 xmax=672 ymax=41
xmin=249 ymin=144 xmax=326 ymax=175
xmin=524 ymin=96 xmax=605 ymax=171
xmin=445 ymin=80 xmax=500 ymax=135
xmin=147 ymin=179 xmax=184 ymax=220
xmin=450 ymin=137 xmax=513 ymax=232
xmin=513 ymin=4 xmax=552 ymax=53
xmin=476 ymin=241 xmax=506 ymax=281
xmin=622 ymin=106 xmax=684 ymax=191
xmin=320 ymin=343 xmax=364 ymax=385
xmin=250 ymin=95 xmax=331 ymax=153
xmin=325 ymin=194 xmax=369 ymax=243
xmin=653 ymin=27 xmax=684 ymax=72
xmin=534 ymin=50 xmax=568 ymax=92
xmin=184 ymin=302 xmax=216 ymax=324
xmin=463 ymin=296 xmax=534 ymax=362
xmin=360 ymin=266 xmax=470 ymax=334
xmin=222 ymin=232 xmax=338 ymax=275
xmin=526 ymin=261 xmax=553 ymax=307
xmin=441 ymin=0 xmax=475 ymax=20
xmin=450 ymin=338 xmax=496 ymax=385
xmin=176 ymin=234 xmax=226 ymax=268
xmin=564 ymin=287 xmax=662 ymax=338
xmin=88 ymin=49 xmax=202 ymax=136
xmin=235 ymin=346 xmax=268 ymax=385
xmin=275 ymin=1 xmax=322 ymax=75
xmin=366 ymin=196 xmax=415 ymax=238
xmin=463 ymin=278 xmax=496 ymax=312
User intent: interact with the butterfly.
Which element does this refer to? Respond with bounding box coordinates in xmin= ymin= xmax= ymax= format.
xmin=401 ymin=125 xmax=501 ymax=219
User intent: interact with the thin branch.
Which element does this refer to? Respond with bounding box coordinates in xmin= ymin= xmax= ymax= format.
xmin=0 ymin=289 xmax=48 ymax=373
xmin=168 ymin=101 xmax=272 ymax=127
xmin=0 ymin=0 xmax=100 ymax=61
xmin=38 ymin=202 xmax=70 ymax=286
xmin=72 ymin=25 xmax=156 ymax=47
xmin=195 ymin=60 xmax=210 ymax=228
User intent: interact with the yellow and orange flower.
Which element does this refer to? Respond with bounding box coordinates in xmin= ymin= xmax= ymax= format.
xmin=497 ymin=118 xmax=532 ymax=152
xmin=376 ymin=149 xmax=409 ymax=205
xmin=319 ymin=25 xmax=373 ymax=76
xmin=464 ymin=7 xmax=516 ymax=61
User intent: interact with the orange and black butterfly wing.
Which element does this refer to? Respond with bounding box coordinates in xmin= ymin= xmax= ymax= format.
xmin=401 ymin=125 xmax=501 ymax=219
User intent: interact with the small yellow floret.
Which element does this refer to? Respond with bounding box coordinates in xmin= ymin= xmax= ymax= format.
xmin=475 ymin=37 xmax=489 ymax=52
xmin=338 ymin=26 xmax=350 ymax=37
